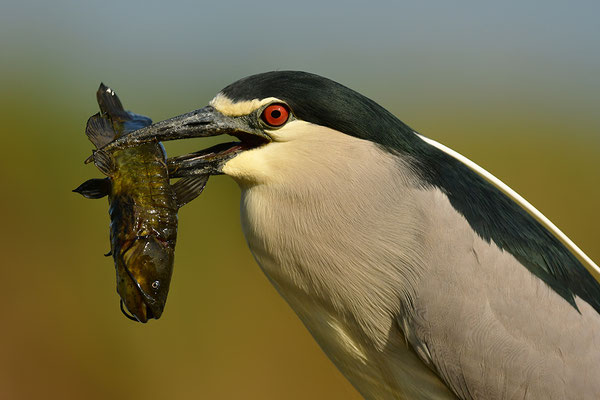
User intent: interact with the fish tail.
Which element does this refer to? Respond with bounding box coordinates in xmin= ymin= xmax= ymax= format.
xmin=97 ymin=83 xmax=129 ymax=120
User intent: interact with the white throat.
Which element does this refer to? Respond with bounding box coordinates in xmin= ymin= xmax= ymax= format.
xmin=221 ymin=121 xmax=459 ymax=399
xmin=223 ymin=122 xmax=425 ymax=345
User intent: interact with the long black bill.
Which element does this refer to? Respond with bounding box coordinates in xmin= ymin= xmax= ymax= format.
xmin=94 ymin=105 xmax=270 ymax=178
xmin=100 ymin=105 xmax=264 ymax=152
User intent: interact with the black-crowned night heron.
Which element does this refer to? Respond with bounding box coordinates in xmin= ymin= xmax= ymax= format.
xmin=104 ymin=71 xmax=600 ymax=399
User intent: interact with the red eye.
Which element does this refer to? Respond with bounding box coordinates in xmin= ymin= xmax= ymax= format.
xmin=261 ymin=104 xmax=289 ymax=127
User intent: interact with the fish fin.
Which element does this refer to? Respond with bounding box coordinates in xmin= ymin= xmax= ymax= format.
xmin=93 ymin=150 xmax=116 ymax=176
xmin=124 ymin=111 xmax=152 ymax=133
xmin=97 ymin=83 xmax=129 ymax=120
xmin=73 ymin=178 xmax=111 ymax=199
xmin=85 ymin=113 xmax=116 ymax=149
xmin=96 ymin=84 xmax=152 ymax=135
xmin=172 ymin=176 xmax=209 ymax=208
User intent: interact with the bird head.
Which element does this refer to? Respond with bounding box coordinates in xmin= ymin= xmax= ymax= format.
xmin=100 ymin=71 xmax=423 ymax=186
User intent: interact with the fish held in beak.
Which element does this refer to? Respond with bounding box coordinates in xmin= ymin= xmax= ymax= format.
xmin=76 ymin=83 xmax=210 ymax=323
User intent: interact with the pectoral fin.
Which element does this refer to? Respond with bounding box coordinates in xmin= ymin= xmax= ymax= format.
xmin=91 ymin=149 xmax=116 ymax=176
xmin=73 ymin=178 xmax=111 ymax=199
xmin=172 ymin=176 xmax=209 ymax=208
xmin=86 ymin=113 xmax=116 ymax=149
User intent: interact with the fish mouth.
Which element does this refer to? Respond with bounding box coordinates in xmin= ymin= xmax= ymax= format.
xmin=96 ymin=106 xmax=272 ymax=177
xmin=116 ymin=238 xmax=173 ymax=323
xmin=120 ymin=299 xmax=156 ymax=323
xmin=117 ymin=261 xmax=166 ymax=323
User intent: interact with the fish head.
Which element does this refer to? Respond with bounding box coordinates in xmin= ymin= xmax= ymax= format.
xmin=116 ymin=237 xmax=174 ymax=323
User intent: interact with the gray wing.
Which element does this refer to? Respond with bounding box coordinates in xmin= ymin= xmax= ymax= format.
xmin=398 ymin=200 xmax=600 ymax=400
xmin=393 ymin=135 xmax=600 ymax=398
xmin=415 ymin=134 xmax=600 ymax=316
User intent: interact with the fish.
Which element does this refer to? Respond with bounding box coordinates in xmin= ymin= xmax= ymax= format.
xmin=74 ymin=84 xmax=208 ymax=323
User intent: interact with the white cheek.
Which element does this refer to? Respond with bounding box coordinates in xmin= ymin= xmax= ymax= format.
xmin=222 ymin=144 xmax=277 ymax=186
xmin=222 ymin=121 xmax=308 ymax=185
xmin=222 ymin=121 xmax=368 ymax=188
xmin=264 ymin=120 xmax=305 ymax=142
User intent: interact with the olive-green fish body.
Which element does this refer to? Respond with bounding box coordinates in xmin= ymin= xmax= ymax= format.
xmin=110 ymin=143 xmax=178 ymax=251
xmin=74 ymin=84 xmax=208 ymax=323
xmin=109 ymin=143 xmax=178 ymax=322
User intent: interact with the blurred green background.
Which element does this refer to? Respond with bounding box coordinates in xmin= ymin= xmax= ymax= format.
xmin=1 ymin=1 xmax=598 ymax=399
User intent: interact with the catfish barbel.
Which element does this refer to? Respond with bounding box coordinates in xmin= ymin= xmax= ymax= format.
xmin=74 ymin=84 xmax=207 ymax=322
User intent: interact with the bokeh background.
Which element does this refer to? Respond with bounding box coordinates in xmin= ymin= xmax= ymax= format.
xmin=1 ymin=1 xmax=599 ymax=399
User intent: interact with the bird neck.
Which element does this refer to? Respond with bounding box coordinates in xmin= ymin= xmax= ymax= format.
xmin=237 ymin=136 xmax=427 ymax=349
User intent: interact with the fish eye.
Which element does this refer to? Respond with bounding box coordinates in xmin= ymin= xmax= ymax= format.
xmin=261 ymin=104 xmax=290 ymax=127
xmin=151 ymin=280 xmax=160 ymax=290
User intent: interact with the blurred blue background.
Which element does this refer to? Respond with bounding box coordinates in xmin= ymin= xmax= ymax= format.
xmin=1 ymin=1 xmax=598 ymax=399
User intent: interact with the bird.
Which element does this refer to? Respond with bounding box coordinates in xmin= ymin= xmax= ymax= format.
xmin=103 ymin=71 xmax=600 ymax=399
